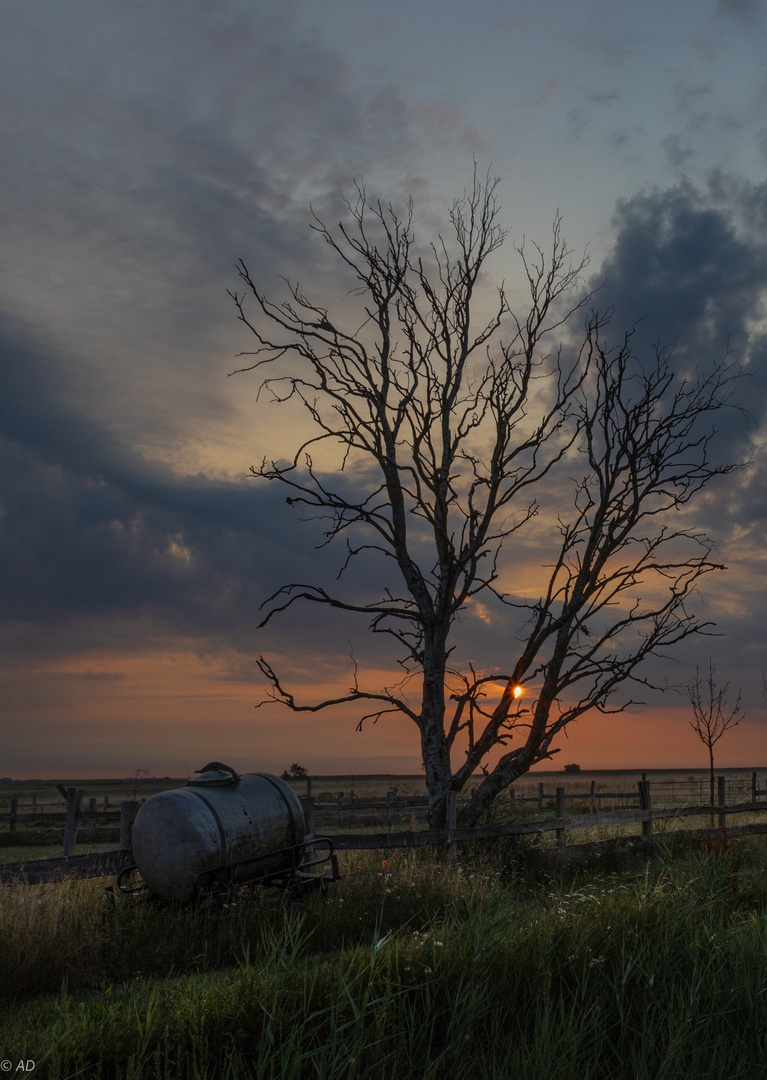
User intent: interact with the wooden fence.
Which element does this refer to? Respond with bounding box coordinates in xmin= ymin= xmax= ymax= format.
xmin=0 ymin=789 xmax=141 ymax=856
xmin=3 ymin=774 xmax=764 ymax=843
xmin=298 ymin=773 xmax=766 ymax=816
xmin=2 ymin=776 xmax=766 ymax=885
xmin=299 ymin=776 xmax=767 ymax=855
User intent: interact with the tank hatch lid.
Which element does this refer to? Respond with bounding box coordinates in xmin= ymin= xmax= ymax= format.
xmin=187 ymin=762 xmax=241 ymax=787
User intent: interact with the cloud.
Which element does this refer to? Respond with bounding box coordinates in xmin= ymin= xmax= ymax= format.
xmin=661 ymin=134 xmax=695 ymax=169
xmin=593 ymin=178 xmax=767 ymax=549
xmin=0 ymin=0 xmax=481 ymax=474
xmin=716 ymin=0 xmax=762 ymax=22
xmin=588 ymin=90 xmax=621 ymax=106
xmin=0 ymin=312 xmax=348 ymax=654
xmin=607 ymin=126 xmax=646 ymax=153
xmin=594 ymin=177 xmax=767 ymax=400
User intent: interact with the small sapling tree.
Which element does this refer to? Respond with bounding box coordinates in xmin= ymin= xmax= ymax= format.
xmin=686 ymin=659 xmax=744 ymax=805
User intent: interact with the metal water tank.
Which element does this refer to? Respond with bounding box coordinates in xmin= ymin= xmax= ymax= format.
xmin=130 ymin=762 xmax=306 ymax=900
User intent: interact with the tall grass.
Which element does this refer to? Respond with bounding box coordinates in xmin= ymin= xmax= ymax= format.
xmin=4 ymin=841 xmax=767 ymax=1078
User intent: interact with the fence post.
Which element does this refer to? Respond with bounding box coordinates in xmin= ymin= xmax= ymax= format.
xmin=538 ymin=782 xmax=544 ymax=809
xmin=387 ymin=789 xmax=397 ymax=833
xmin=590 ymin=780 xmax=596 ymax=798
xmin=300 ymin=795 xmax=315 ymax=837
xmin=752 ymin=772 xmax=758 ymax=804
xmin=62 ymin=787 xmax=82 ymax=857
xmin=718 ymin=775 xmax=726 ymax=830
xmin=8 ymin=797 xmax=17 ymax=834
xmin=337 ymin=793 xmax=344 ymax=828
xmin=87 ymin=796 xmax=98 ymax=840
xmin=446 ymin=790 xmax=458 ymax=859
xmin=305 ymin=775 xmax=312 ymax=798
xmin=509 ymin=787 xmax=516 ymax=805
xmin=638 ymin=780 xmax=652 ymax=839
xmin=119 ymin=800 xmax=140 ymax=860
xmin=104 ymin=794 xmax=109 ymax=815
xmin=556 ymin=787 xmax=566 ymax=855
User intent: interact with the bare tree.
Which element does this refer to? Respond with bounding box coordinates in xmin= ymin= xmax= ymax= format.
xmin=687 ymin=659 xmax=744 ymax=805
xmin=229 ymin=171 xmax=742 ymax=828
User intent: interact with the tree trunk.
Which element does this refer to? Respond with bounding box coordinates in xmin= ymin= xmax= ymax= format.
xmin=709 ymin=746 xmax=715 ymax=806
xmin=459 ymin=750 xmax=533 ymax=827
xmin=420 ymin=625 xmax=453 ymax=828
xmin=422 ymin=726 xmax=452 ymax=829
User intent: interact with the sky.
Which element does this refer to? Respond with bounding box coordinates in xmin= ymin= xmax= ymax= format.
xmin=2 ymin=0 xmax=767 ymax=779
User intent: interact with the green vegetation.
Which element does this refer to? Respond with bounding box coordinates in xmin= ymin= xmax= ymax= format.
xmin=4 ymin=839 xmax=767 ymax=1077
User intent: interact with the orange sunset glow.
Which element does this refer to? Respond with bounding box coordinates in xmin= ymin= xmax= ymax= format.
xmin=3 ymin=636 xmax=765 ymax=779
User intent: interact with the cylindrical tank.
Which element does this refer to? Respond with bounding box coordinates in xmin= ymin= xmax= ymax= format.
xmin=130 ymin=763 xmax=306 ymax=900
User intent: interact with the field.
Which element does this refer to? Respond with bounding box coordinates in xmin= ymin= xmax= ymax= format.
xmin=4 ymin=827 xmax=767 ymax=1076
xmin=3 ymin=767 xmax=765 ymax=802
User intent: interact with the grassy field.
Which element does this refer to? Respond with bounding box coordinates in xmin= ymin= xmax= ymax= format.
xmin=4 ymin=836 xmax=767 ymax=1078
xmin=0 ymin=774 xmax=189 ymax=805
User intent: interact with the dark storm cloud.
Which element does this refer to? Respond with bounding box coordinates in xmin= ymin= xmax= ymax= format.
xmin=591 ymin=176 xmax=767 ymax=554
xmin=0 ymin=316 xmax=343 ymax=649
xmin=594 ymin=177 xmax=767 ymax=432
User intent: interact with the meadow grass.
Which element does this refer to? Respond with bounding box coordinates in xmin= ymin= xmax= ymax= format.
xmin=4 ymin=838 xmax=767 ymax=1078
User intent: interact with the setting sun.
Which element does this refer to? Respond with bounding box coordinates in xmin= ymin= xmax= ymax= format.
xmin=514 ymin=685 xmax=523 ymax=699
